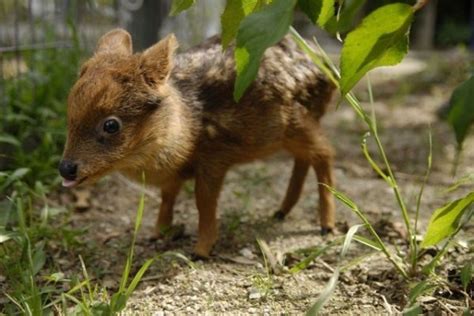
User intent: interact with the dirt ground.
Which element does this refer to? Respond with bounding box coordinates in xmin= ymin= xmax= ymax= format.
xmin=53 ymin=53 xmax=473 ymax=314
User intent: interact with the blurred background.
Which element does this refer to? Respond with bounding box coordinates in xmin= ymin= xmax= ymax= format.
xmin=0 ymin=0 xmax=473 ymax=187
xmin=1 ymin=0 xmax=473 ymax=78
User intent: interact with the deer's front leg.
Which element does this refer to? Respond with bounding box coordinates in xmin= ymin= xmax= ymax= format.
xmin=194 ymin=167 xmax=227 ymax=258
xmin=154 ymin=178 xmax=183 ymax=238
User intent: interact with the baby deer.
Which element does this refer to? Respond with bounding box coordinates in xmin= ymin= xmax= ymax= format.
xmin=59 ymin=29 xmax=336 ymax=258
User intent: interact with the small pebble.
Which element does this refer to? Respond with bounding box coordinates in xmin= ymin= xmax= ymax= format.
xmin=248 ymin=287 xmax=262 ymax=300
xmin=239 ymin=247 xmax=255 ymax=259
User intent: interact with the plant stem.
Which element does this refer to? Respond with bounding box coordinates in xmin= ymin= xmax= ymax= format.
xmin=452 ymin=144 xmax=462 ymax=177
xmin=412 ymin=130 xmax=433 ymax=272
xmin=346 ymin=92 xmax=416 ymax=263
xmin=413 ymin=0 xmax=430 ymax=11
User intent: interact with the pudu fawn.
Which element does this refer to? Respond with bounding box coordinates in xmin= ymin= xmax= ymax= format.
xmin=59 ymin=29 xmax=336 ymax=258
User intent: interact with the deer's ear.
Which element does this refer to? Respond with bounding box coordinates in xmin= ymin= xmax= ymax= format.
xmin=140 ymin=34 xmax=179 ymax=87
xmin=96 ymin=29 xmax=132 ymax=56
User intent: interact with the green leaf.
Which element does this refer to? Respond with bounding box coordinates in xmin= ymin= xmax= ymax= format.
xmin=32 ymin=247 xmax=46 ymax=275
xmin=90 ymin=303 xmax=111 ymax=315
xmin=0 ymin=199 xmax=14 ymax=227
xmin=110 ymin=292 xmax=127 ymax=313
xmin=0 ymin=168 xmax=30 ymax=192
xmin=47 ymin=272 xmax=66 ymax=282
xmin=234 ymin=0 xmax=296 ymax=101
xmin=403 ymin=304 xmax=423 ymax=316
xmin=0 ymin=134 xmax=21 ymax=147
xmin=325 ymin=0 xmax=366 ymax=34
xmin=447 ymin=76 xmax=474 ymax=147
xmin=0 ymin=230 xmax=16 ymax=243
xmin=339 ymin=3 xmax=414 ymax=95
xmin=353 ymin=234 xmax=382 ymax=251
xmin=460 ymin=263 xmax=472 ymax=292
xmin=298 ymin=0 xmax=335 ymax=27
xmin=169 ymin=0 xmax=195 ymax=16
xmin=421 ymin=192 xmax=474 ymax=248
xmin=221 ymin=0 xmax=267 ymax=48
xmin=9 ymin=168 xmax=30 ymax=180
xmin=408 ymin=280 xmax=435 ymax=306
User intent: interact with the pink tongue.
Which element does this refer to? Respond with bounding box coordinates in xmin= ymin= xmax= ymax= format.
xmin=62 ymin=179 xmax=77 ymax=188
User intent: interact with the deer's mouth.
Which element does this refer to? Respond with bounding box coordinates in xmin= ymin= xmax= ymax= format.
xmin=62 ymin=176 xmax=88 ymax=188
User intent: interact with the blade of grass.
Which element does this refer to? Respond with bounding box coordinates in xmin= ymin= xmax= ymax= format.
xmin=290 ymin=237 xmax=343 ymax=273
xmin=354 ymin=235 xmax=382 ymax=251
xmin=353 ymin=234 xmax=382 ymax=251
xmin=124 ymin=258 xmax=154 ymax=298
xmin=306 ymin=269 xmax=340 ymax=316
xmin=118 ymin=177 xmax=146 ymax=293
xmin=340 ymin=224 xmax=362 ymax=258
xmin=412 ymin=128 xmax=433 ymax=271
xmin=109 ymin=174 xmax=155 ymax=313
xmin=340 ymin=251 xmax=378 ymax=272
xmin=324 ymin=185 xmax=408 ymax=279
xmin=443 ymin=173 xmax=474 ymax=193
xmin=408 ymin=280 xmax=436 ymax=306
xmin=162 ymin=251 xmax=195 ymax=268
xmin=23 ymin=299 xmax=34 ymax=316
xmin=78 ymin=255 xmax=94 ymax=304
xmin=16 ymin=197 xmax=45 ymax=315
xmin=257 ymin=238 xmax=281 ymax=274
xmin=307 ymin=224 xmax=363 ymax=314
xmin=4 ymin=292 xmax=26 ymax=314
xmin=43 ymin=279 xmax=90 ymax=309
xmin=63 ymin=293 xmax=92 ymax=316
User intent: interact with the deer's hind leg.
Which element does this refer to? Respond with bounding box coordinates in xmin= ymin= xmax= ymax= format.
xmin=274 ymin=158 xmax=310 ymax=220
xmin=311 ymin=141 xmax=336 ymax=233
xmin=284 ymin=121 xmax=336 ymax=233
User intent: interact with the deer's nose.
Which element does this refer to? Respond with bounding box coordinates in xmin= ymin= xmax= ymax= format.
xmin=58 ymin=160 xmax=78 ymax=180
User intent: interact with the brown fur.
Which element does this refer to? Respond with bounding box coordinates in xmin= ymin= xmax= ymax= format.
xmin=62 ymin=29 xmax=336 ymax=257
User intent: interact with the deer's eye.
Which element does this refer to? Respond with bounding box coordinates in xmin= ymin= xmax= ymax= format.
xmin=103 ymin=118 xmax=121 ymax=134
